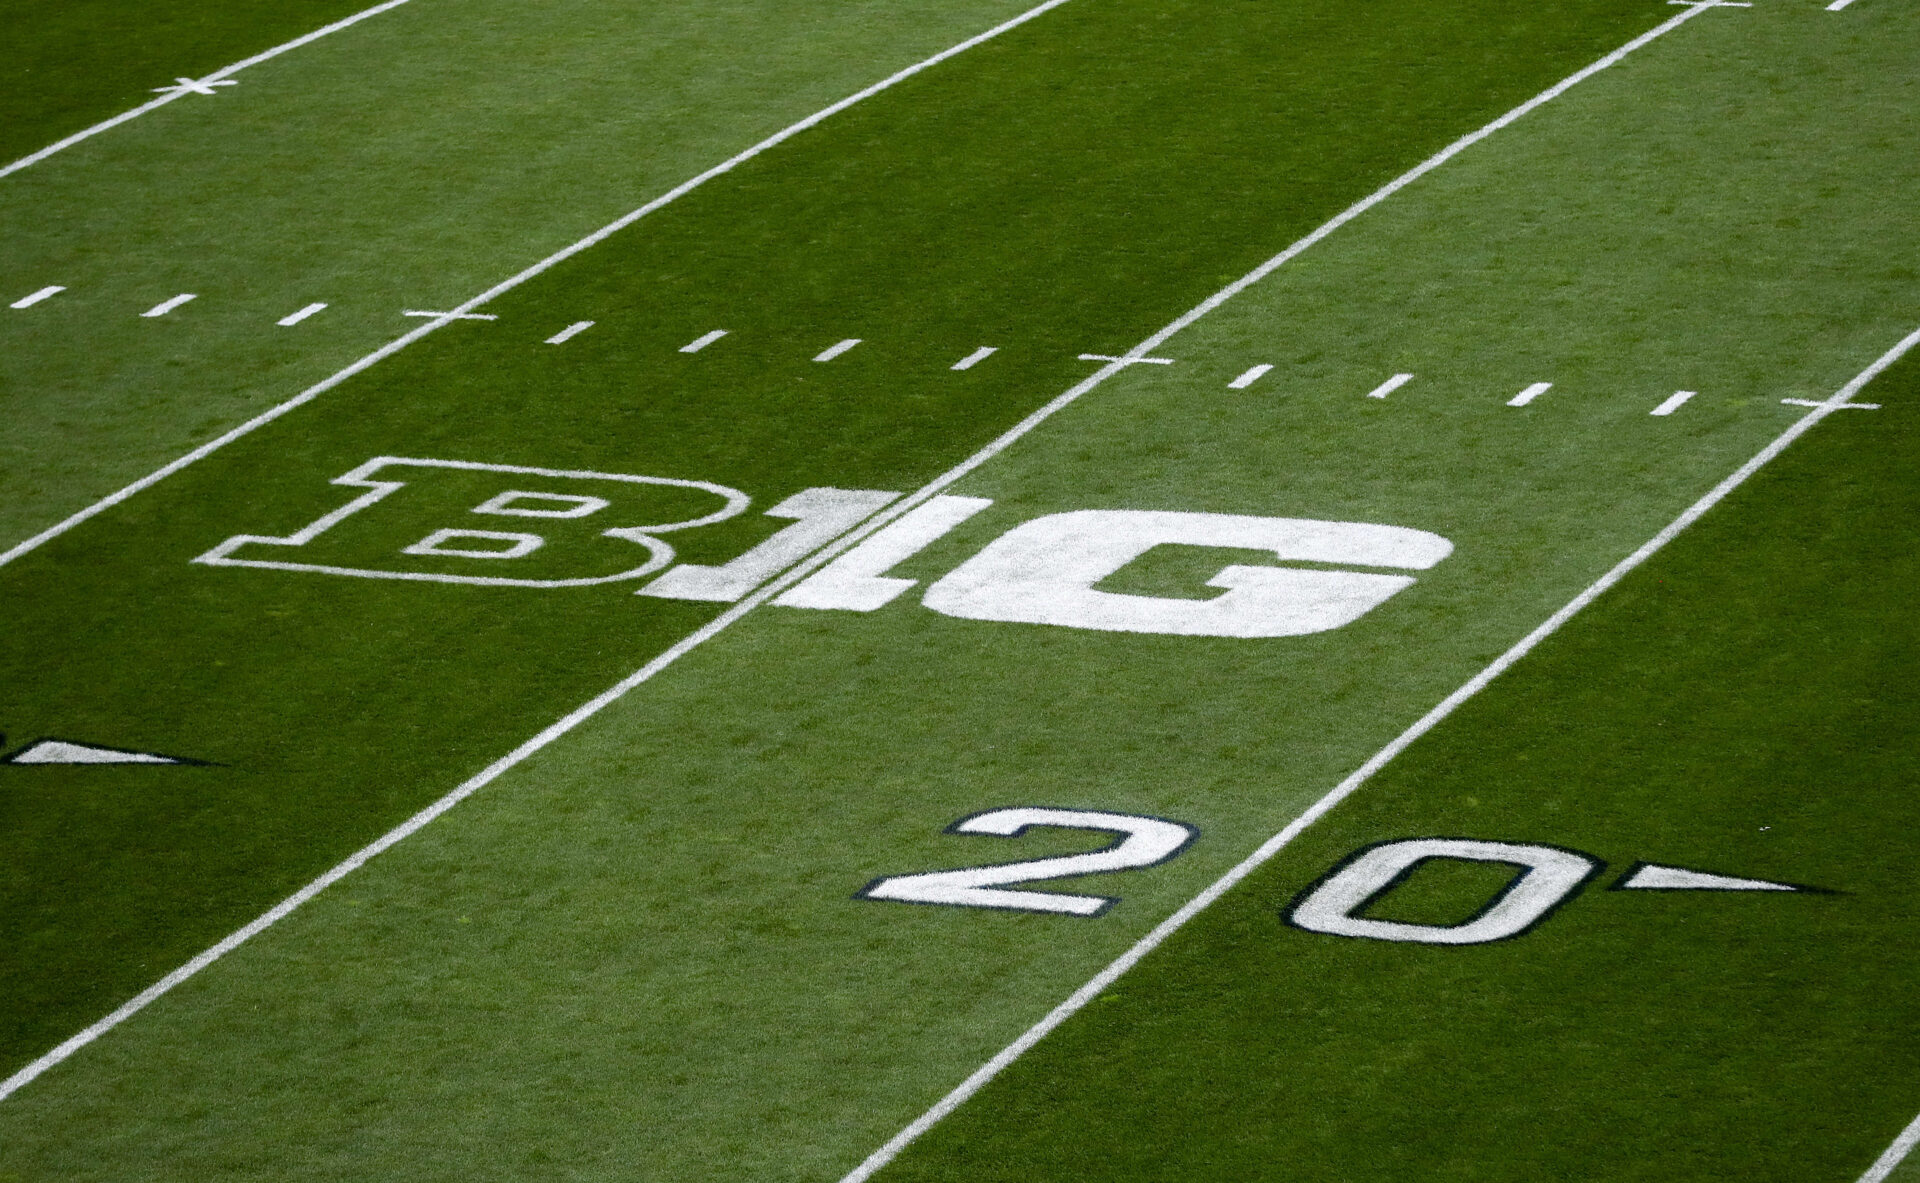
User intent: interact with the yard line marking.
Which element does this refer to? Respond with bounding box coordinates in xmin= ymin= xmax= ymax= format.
xmin=680 ymin=329 xmax=729 ymax=353
xmin=1783 ymin=397 xmax=1877 ymax=409
xmin=1859 ymin=1108 xmax=1920 ymax=1183
xmin=1228 ymin=364 xmax=1272 ymax=389
xmin=952 ymin=347 xmax=998 ymax=371
xmin=1826 ymin=0 xmax=1858 ymax=9
xmin=834 ymin=320 xmax=1920 ymax=1183
xmin=545 ymin=321 xmax=595 ymax=345
xmin=10 ymin=285 xmax=65 ymax=309
xmin=0 ymin=0 xmax=419 ymax=181
xmin=140 ymin=293 xmax=197 ymax=318
xmin=277 ymin=303 xmax=327 ymax=327
xmin=1367 ymin=372 xmax=1414 ymax=399
xmin=1508 ymin=381 xmax=1553 ymax=407
xmin=815 ymin=338 xmax=863 ymax=362
xmin=152 ymin=77 xmax=239 ymax=98
xmin=0 ymin=0 xmax=1739 ymax=1100
xmin=0 ymin=0 xmax=1078 ymax=572
xmin=1080 ymin=352 xmax=1174 ymax=365
xmin=402 ymin=309 xmax=497 ymax=321
xmin=1650 ymin=389 xmax=1695 ymax=416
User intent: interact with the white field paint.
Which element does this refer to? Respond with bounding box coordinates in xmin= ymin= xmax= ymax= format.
xmin=140 ymin=293 xmax=197 ymax=318
xmin=1826 ymin=0 xmax=1857 ymax=10
xmin=277 ymin=303 xmax=327 ymax=327
xmin=1508 ymin=381 xmax=1553 ymax=406
xmin=0 ymin=0 xmax=1749 ymax=1105
xmin=1287 ymin=839 xmax=1599 ymax=944
xmin=1229 ymin=364 xmax=1272 ymax=389
xmin=776 ymin=495 xmax=995 ymax=612
xmin=1367 ymin=372 xmax=1414 ymax=399
xmin=10 ymin=285 xmax=65 ymax=309
xmin=1859 ymin=1110 xmax=1920 ymax=1183
xmin=951 ymin=347 xmax=998 ymax=371
xmin=546 ymin=321 xmax=594 ymax=345
xmin=402 ymin=309 xmax=496 ymax=321
xmin=0 ymin=0 xmax=420 ymax=182
xmin=1615 ymin=864 xmax=1796 ymax=891
xmin=1079 ymin=352 xmax=1173 ymax=365
xmin=680 ymin=329 xmax=729 ymax=353
xmin=834 ymin=321 xmax=1920 ymax=1183
xmin=0 ymin=0 xmax=1077 ymax=574
xmin=815 ymin=338 xmax=863 ymax=362
xmin=3 ymin=739 xmax=183 ymax=766
xmin=1651 ymin=389 xmax=1695 ymax=416
xmin=1784 ymin=396 xmax=1879 ymax=410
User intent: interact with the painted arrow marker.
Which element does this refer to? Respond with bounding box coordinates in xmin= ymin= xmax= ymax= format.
xmin=1 ymin=737 xmax=209 ymax=766
xmin=1612 ymin=862 xmax=1811 ymax=892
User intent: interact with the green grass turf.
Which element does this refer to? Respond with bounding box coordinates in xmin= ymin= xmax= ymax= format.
xmin=871 ymin=356 xmax=1920 ymax=1183
xmin=1 ymin=1 xmax=1914 ymax=1178
xmin=0 ymin=0 xmax=381 ymax=166
xmin=0 ymin=0 xmax=1047 ymax=548
xmin=0 ymin=0 xmax=1684 ymax=1087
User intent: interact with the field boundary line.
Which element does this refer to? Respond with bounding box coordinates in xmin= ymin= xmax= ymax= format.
xmin=0 ymin=0 xmax=1077 ymax=570
xmin=1861 ymin=1109 xmax=1920 ymax=1182
xmin=0 ymin=0 xmax=420 ymax=181
xmin=0 ymin=0 xmax=1734 ymax=1107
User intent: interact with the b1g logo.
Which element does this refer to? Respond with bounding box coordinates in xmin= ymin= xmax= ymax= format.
xmin=198 ymin=457 xmax=1454 ymax=638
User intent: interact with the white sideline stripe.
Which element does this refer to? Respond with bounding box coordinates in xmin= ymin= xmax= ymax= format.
xmin=0 ymin=0 xmax=419 ymax=181
xmin=952 ymin=346 xmax=998 ymax=371
xmin=140 ymin=293 xmax=197 ymax=318
xmin=680 ymin=329 xmax=729 ymax=353
xmin=1508 ymin=381 xmax=1553 ymax=407
xmin=1860 ymin=1109 xmax=1920 ymax=1183
xmin=1650 ymin=389 xmax=1695 ymax=416
xmin=10 ymin=285 xmax=65 ymax=309
xmin=1367 ymin=372 xmax=1414 ymax=399
xmin=0 ymin=0 xmax=1077 ymax=573
xmin=1228 ymin=364 xmax=1272 ymax=389
xmin=545 ymin=320 xmax=594 ymax=345
xmin=0 ymin=0 xmax=1740 ymax=1107
xmin=277 ymin=303 xmax=327 ymax=327
xmin=815 ymin=338 xmax=863 ymax=362
xmin=835 ymin=321 xmax=1920 ymax=1183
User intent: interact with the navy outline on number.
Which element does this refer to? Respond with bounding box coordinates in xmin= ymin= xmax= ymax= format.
xmin=854 ymin=805 xmax=1200 ymax=917
xmin=1281 ymin=836 xmax=1607 ymax=944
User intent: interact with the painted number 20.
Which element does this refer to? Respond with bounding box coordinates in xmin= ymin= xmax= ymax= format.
xmin=859 ymin=808 xmax=1197 ymax=916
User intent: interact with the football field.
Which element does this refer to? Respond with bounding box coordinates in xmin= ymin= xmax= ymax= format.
xmin=2 ymin=0 xmax=1917 ymax=1178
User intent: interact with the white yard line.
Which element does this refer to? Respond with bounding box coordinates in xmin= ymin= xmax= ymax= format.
xmin=1860 ymin=1109 xmax=1920 ymax=1183
xmin=836 ymin=319 xmax=1920 ymax=1183
xmin=0 ymin=0 xmax=1077 ymax=572
xmin=0 ymin=0 xmax=1754 ymax=1110
xmin=0 ymin=0 xmax=421 ymax=182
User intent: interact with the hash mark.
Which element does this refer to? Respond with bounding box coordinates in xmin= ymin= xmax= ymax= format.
xmin=815 ymin=338 xmax=862 ymax=362
xmin=277 ymin=303 xmax=327 ymax=327
xmin=546 ymin=321 xmax=594 ymax=345
xmin=1650 ymin=390 xmax=1695 ymax=416
xmin=10 ymin=285 xmax=64 ymax=309
xmin=1229 ymin=364 xmax=1272 ymax=389
xmin=141 ymin=293 xmax=197 ymax=318
xmin=1366 ymin=372 xmax=1413 ymax=400
xmin=952 ymin=347 xmax=998 ymax=371
xmin=680 ymin=329 xmax=728 ymax=353
xmin=1507 ymin=381 xmax=1552 ymax=407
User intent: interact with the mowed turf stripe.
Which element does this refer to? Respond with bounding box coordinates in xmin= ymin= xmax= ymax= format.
xmin=0 ymin=0 xmax=1677 ymax=1084
xmin=864 ymin=353 xmax=1920 ymax=1183
xmin=3 ymin=2 xmax=1916 ymax=1179
xmin=0 ymin=0 xmax=408 ymax=169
